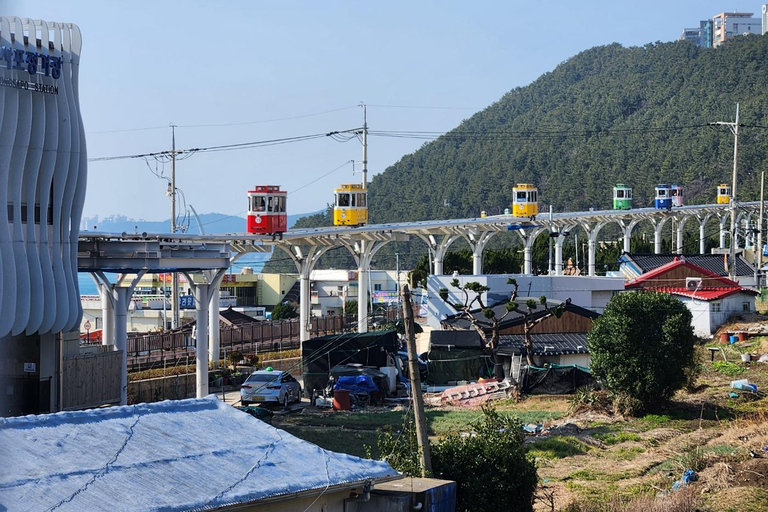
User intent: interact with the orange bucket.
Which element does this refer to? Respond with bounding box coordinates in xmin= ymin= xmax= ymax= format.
xmin=333 ymin=389 xmax=351 ymax=411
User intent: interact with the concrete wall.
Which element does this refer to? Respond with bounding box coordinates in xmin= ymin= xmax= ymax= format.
xmin=426 ymin=274 xmax=624 ymax=328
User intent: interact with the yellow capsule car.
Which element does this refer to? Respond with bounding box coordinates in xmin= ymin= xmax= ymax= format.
xmin=333 ymin=184 xmax=368 ymax=226
xmin=512 ymin=184 xmax=539 ymax=220
xmin=717 ymin=184 xmax=731 ymax=204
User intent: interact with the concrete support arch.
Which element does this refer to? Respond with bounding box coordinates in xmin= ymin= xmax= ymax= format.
xmin=205 ymin=254 xmax=243 ymax=364
xmin=465 ymin=231 xmax=496 ymax=275
xmin=696 ymin=213 xmax=713 ymax=255
xmin=578 ymin=221 xmax=608 ymax=276
xmin=552 ymin=224 xmax=576 ymax=276
xmin=428 ymin=234 xmax=461 ymax=276
xmin=617 ymin=218 xmax=644 ymax=254
xmin=347 ymin=240 xmax=391 ymax=333
xmin=277 ymin=245 xmax=333 ymax=343
xmin=675 ymin=216 xmax=691 ymax=254
xmin=719 ymin=214 xmax=729 ymax=249
xmin=516 ymin=227 xmax=548 ymax=274
xmin=650 ymin=217 xmax=673 ymax=254
xmin=92 ymin=270 xmax=147 ymax=406
xmin=182 ymin=269 xmax=228 ymax=399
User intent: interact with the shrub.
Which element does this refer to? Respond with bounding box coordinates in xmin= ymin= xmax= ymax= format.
xmin=271 ymin=302 xmax=297 ymax=320
xmin=431 ymin=405 xmax=538 ymax=512
xmin=377 ymin=405 xmax=538 ymax=512
xmin=227 ymin=350 xmax=243 ymax=367
xmin=588 ymin=292 xmax=697 ymax=413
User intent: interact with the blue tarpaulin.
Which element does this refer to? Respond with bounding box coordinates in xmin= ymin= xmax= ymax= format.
xmin=334 ymin=375 xmax=379 ymax=394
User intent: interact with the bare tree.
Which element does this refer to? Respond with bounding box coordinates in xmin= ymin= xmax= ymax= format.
xmin=439 ymin=277 xmax=569 ymax=366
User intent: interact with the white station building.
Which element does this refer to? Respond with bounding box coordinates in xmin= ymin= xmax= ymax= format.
xmin=0 ymin=17 xmax=86 ymax=416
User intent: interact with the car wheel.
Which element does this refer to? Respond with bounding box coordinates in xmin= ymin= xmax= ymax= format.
xmin=294 ymin=388 xmax=302 ymax=403
xmin=283 ymin=393 xmax=290 ymax=410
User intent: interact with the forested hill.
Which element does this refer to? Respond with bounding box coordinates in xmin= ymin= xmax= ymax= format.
xmin=297 ymin=35 xmax=768 ymax=230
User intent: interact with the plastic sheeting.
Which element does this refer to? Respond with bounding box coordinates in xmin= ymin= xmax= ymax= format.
xmin=426 ymin=348 xmax=493 ymax=385
xmin=334 ymin=375 xmax=379 ymax=394
xmin=521 ymin=364 xmax=598 ymax=394
xmin=302 ymin=331 xmax=397 ymax=396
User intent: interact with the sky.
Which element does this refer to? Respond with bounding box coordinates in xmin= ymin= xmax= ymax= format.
xmin=6 ymin=1 xmax=762 ymax=228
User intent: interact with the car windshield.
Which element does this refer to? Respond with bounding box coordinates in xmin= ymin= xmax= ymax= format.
xmin=245 ymin=373 xmax=281 ymax=383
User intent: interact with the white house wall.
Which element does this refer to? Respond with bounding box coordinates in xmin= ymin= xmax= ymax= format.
xmin=681 ymin=293 xmax=756 ymax=337
xmin=426 ymin=274 xmax=625 ymax=329
xmin=0 ymin=18 xmax=85 ymax=338
xmin=682 ymin=298 xmax=713 ymax=337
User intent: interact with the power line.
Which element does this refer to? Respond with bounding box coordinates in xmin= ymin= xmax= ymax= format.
xmin=368 ymin=123 xmax=715 ymax=142
xmin=367 ymin=103 xmax=481 ymax=111
xmin=87 ymin=133 xmax=329 ymax=162
xmin=85 ymin=106 xmax=358 ymax=135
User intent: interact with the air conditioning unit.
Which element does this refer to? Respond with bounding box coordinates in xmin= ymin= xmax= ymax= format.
xmin=685 ymin=277 xmax=702 ymax=290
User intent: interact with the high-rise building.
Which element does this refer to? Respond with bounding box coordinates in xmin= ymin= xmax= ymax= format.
xmin=699 ymin=19 xmax=713 ymax=48
xmin=712 ymin=12 xmax=762 ymax=47
xmin=679 ymin=28 xmax=700 ymax=43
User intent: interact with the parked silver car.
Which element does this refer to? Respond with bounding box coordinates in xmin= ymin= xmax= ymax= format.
xmin=240 ymin=369 xmax=302 ymax=407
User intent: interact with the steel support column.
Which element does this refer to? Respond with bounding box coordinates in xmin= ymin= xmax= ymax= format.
xmin=580 ymin=221 xmax=607 ymax=277
xmin=698 ymin=214 xmax=712 ymax=255
xmin=517 ymin=227 xmax=546 ymax=275
xmin=351 ymin=240 xmax=389 ymax=333
xmin=93 ymin=270 xmax=146 ymax=406
xmin=675 ymin=217 xmax=686 ymax=254
xmin=277 ymin=245 xmax=332 ymax=343
xmin=431 ymin=235 xmax=459 ymax=276
xmin=467 ymin=232 xmax=494 ymax=275
xmin=720 ymin=215 xmax=728 ymax=249
xmin=95 ymin=276 xmax=114 ymax=347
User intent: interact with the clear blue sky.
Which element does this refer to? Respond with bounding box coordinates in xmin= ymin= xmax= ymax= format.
xmin=7 ymin=1 xmax=759 ymax=227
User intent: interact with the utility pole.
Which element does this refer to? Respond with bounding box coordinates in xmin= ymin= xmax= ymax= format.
xmin=711 ymin=103 xmax=740 ymax=281
xmin=396 ymin=252 xmax=400 ymax=314
xmin=170 ymin=123 xmax=180 ymax=329
xmin=401 ymin=284 xmax=432 ymax=477
xmin=757 ymin=171 xmax=765 ymax=285
xmin=360 ymin=103 xmax=367 ymax=188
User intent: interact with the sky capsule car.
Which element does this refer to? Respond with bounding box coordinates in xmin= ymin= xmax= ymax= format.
xmin=717 ymin=184 xmax=731 ymax=204
xmin=246 ymin=185 xmax=287 ymax=237
xmin=333 ymin=183 xmax=368 ymax=226
xmin=655 ymin=184 xmax=671 ymax=210
xmin=670 ymin=184 xmax=684 ymax=207
xmin=512 ymin=184 xmax=538 ymax=220
xmin=613 ymin=184 xmax=633 ymax=210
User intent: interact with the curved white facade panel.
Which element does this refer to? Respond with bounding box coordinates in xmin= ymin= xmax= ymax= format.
xmin=0 ymin=18 xmax=86 ymax=337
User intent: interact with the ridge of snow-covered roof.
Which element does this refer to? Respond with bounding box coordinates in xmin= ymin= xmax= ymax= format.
xmin=0 ymin=396 xmax=398 ymax=512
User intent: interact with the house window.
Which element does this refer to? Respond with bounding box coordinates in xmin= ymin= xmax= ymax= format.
xmin=711 ymin=302 xmax=722 ymax=313
xmin=374 ymin=284 xmax=382 ymax=291
xmin=743 ymin=302 xmax=751 ymax=312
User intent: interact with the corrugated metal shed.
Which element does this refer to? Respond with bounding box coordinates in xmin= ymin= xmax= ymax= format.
xmin=1 ymin=396 xmax=398 ymax=512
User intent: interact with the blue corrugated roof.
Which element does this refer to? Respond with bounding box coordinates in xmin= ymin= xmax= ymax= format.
xmin=0 ymin=396 xmax=398 ymax=512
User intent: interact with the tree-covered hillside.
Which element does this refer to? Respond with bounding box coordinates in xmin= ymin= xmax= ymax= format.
xmin=273 ymin=36 xmax=768 ymax=273
xmin=368 ymin=36 xmax=768 ymax=222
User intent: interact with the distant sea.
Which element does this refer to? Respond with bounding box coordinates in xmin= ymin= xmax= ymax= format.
xmin=77 ymin=251 xmax=270 ymax=296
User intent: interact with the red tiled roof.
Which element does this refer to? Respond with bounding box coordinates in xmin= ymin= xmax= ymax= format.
xmin=625 ymin=257 xmax=741 ymax=288
xmin=645 ymin=286 xmax=756 ymax=301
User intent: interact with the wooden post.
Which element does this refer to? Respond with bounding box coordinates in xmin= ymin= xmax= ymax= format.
xmin=401 ymin=284 xmax=432 ymax=476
